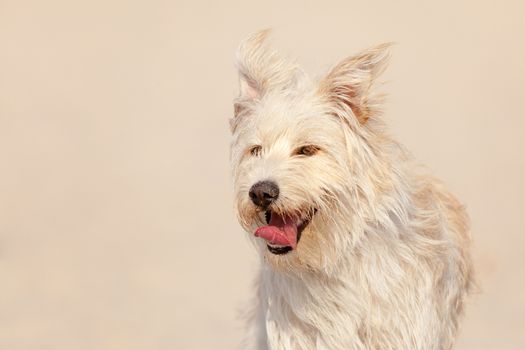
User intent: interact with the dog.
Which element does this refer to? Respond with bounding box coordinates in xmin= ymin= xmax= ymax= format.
xmin=230 ymin=30 xmax=473 ymax=350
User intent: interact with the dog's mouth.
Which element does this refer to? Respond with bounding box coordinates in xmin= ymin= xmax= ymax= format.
xmin=254 ymin=209 xmax=315 ymax=255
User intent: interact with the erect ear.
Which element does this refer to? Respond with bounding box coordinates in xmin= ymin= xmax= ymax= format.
xmin=318 ymin=43 xmax=392 ymax=125
xmin=233 ymin=30 xmax=299 ymax=118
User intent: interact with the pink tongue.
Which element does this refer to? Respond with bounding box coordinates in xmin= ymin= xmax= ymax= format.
xmin=254 ymin=213 xmax=298 ymax=248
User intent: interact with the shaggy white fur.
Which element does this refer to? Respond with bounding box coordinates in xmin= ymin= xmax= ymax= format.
xmin=230 ymin=30 xmax=473 ymax=350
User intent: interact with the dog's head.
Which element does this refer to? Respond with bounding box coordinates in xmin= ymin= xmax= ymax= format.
xmin=230 ymin=31 xmax=394 ymax=272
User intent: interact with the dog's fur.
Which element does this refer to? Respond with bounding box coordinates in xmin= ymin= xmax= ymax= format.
xmin=230 ymin=31 xmax=473 ymax=350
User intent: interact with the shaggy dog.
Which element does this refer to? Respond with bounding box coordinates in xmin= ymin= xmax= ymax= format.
xmin=230 ymin=31 xmax=473 ymax=350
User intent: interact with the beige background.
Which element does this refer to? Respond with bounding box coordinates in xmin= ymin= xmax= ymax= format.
xmin=1 ymin=0 xmax=524 ymax=349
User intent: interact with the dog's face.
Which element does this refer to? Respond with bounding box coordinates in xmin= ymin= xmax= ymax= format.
xmin=232 ymin=90 xmax=348 ymax=269
xmin=231 ymin=31 xmax=391 ymax=272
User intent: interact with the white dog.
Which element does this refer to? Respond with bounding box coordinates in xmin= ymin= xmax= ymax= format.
xmin=230 ymin=31 xmax=473 ymax=350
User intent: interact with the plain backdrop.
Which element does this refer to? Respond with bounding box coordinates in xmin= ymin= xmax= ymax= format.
xmin=1 ymin=0 xmax=524 ymax=349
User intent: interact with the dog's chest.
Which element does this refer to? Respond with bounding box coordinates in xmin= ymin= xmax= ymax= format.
xmin=261 ymin=272 xmax=366 ymax=350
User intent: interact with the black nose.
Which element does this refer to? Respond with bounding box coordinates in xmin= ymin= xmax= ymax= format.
xmin=249 ymin=181 xmax=279 ymax=208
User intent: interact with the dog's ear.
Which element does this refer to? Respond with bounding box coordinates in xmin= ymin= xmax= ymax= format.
xmin=318 ymin=43 xmax=392 ymax=125
xmin=233 ymin=30 xmax=299 ymax=118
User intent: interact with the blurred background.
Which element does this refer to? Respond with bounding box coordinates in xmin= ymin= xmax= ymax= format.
xmin=1 ymin=0 xmax=524 ymax=349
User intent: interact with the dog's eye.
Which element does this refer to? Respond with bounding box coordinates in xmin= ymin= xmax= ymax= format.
xmin=294 ymin=145 xmax=320 ymax=157
xmin=250 ymin=145 xmax=262 ymax=157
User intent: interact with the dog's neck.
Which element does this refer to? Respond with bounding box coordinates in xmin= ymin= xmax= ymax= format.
xmin=258 ymin=255 xmax=368 ymax=349
xmin=256 ymin=216 xmax=416 ymax=349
